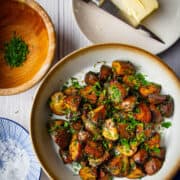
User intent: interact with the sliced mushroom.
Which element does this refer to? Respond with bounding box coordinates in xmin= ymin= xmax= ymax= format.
xmin=80 ymin=85 xmax=97 ymax=104
xmin=105 ymin=155 xmax=129 ymax=176
xmin=88 ymin=151 xmax=110 ymax=167
xmin=102 ymin=119 xmax=119 ymax=141
xmin=114 ymin=144 xmax=137 ymax=157
xmin=49 ymin=92 xmax=67 ymax=115
xmin=79 ymin=166 xmax=97 ymax=180
xmin=69 ymin=133 xmax=82 ymax=161
xmin=78 ymin=130 xmax=90 ymax=143
xmin=118 ymin=96 xmax=137 ymax=112
xmin=139 ymin=84 xmax=161 ymax=97
xmin=64 ymin=95 xmax=81 ymax=112
xmin=85 ymin=141 xmax=104 ymax=158
xmin=112 ymin=60 xmax=136 ymax=76
xmin=88 ymin=105 xmax=106 ymax=125
xmin=82 ymin=116 xmax=102 ymax=140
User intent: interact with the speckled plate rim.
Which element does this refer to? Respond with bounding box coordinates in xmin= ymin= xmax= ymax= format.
xmin=0 ymin=0 xmax=56 ymax=96
xmin=31 ymin=43 xmax=180 ymax=180
xmin=0 ymin=117 xmax=42 ymax=180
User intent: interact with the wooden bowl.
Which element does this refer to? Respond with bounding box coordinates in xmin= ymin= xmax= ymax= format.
xmin=0 ymin=0 xmax=56 ymax=95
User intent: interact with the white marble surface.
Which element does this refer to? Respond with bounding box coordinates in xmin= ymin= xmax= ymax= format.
xmin=0 ymin=0 xmax=179 ymax=179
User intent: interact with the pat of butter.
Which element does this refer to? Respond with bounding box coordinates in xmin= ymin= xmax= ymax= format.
xmin=110 ymin=0 xmax=159 ymax=27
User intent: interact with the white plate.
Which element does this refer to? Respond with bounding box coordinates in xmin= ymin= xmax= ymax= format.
xmin=72 ymin=0 xmax=180 ymax=54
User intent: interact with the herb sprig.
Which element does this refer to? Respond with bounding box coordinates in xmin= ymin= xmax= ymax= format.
xmin=4 ymin=32 xmax=29 ymax=67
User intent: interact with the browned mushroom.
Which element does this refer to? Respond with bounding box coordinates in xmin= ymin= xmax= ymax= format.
xmin=98 ymin=168 xmax=112 ymax=180
xmin=64 ymin=95 xmax=81 ymax=112
xmin=117 ymin=123 xmax=134 ymax=139
xmin=112 ymin=60 xmax=136 ymax=76
xmin=79 ymin=166 xmax=97 ymax=180
xmin=139 ymin=84 xmax=161 ymax=97
xmin=133 ymin=149 xmax=148 ymax=165
xmin=99 ymin=65 xmax=113 ymax=81
xmin=146 ymin=133 xmax=161 ymax=149
xmin=69 ymin=133 xmax=82 ymax=161
xmin=135 ymin=103 xmax=151 ymax=123
xmin=80 ymin=85 xmax=97 ymax=104
xmin=148 ymin=94 xmax=168 ymax=104
xmin=144 ymin=158 xmax=162 ymax=175
xmin=49 ymin=92 xmax=67 ymax=115
xmin=88 ymin=105 xmax=106 ymax=124
xmin=118 ymin=96 xmax=137 ymax=112
xmin=150 ymin=104 xmax=163 ymax=123
xmin=78 ymin=130 xmax=90 ymax=143
xmin=150 ymin=147 xmax=166 ymax=160
xmin=105 ymin=155 xmax=129 ymax=176
xmin=85 ymin=141 xmax=104 ymax=158
xmin=108 ymin=81 xmax=128 ymax=104
xmin=85 ymin=71 xmax=99 ymax=85
xmin=54 ymin=129 xmax=71 ymax=150
xmin=159 ymin=98 xmax=174 ymax=117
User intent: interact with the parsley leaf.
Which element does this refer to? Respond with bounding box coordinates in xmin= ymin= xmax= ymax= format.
xmin=71 ymin=77 xmax=83 ymax=89
xmin=4 ymin=32 xmax=29 ymax=67
xmin=161 ymin=121 xmax=172 ymax=128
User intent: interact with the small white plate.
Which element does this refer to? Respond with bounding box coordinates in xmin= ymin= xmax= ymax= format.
xmin=72 ymin=0 xmax=180 ymax=54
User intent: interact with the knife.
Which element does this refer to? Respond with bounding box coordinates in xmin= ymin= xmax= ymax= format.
xmin=82 ymin=0 xmax=165 ymax=44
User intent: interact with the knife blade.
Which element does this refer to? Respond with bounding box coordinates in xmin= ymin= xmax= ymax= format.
xmin=82 ymin=0 xmax=165 ymax=44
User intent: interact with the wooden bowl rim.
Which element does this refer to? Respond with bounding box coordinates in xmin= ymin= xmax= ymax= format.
xmin=0 ymin=0 xmax=56 ymax=96
xmin=31 ymin=43 xmax=180 ymax=180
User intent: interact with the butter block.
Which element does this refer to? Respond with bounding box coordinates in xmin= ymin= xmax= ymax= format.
xmin=110 ymin=0 xmax=159 ymax=27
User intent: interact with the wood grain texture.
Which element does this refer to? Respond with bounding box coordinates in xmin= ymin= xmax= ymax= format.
xmin=0 ymin=0 xmax=179 ymax=180
xmin=0 ymin=0 xmax=56 ymax=95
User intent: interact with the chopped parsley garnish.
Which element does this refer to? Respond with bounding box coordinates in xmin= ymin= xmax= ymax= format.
xmin=92 ymin=82 xmax=101 ymax=96
xmin=120 ymin=138 xmax=130 ymax=149
xmin=4 ymin=32 xmax=29 ymax=67
xmin=151 ymin=147 xmax=161 ymax=153
xmin=161 ymin=121 xmax=172 ymax=128
xmin=136 ymin=132 xmax=146 ymax=143
xmin=64 ymin=121 xmax=70 ymax=128
xmin=102 ymin=140 xmax=109 ymax=150
xmin=126 ymin=116 xmax=141 ymax=131
xmin=71 ymin=77 xmax=83 ymax=89
xmin=128 ymin=73 xmax=150 ymax=90
xmin=92 ymin=134 xmax=99 ymax=141
xmin=109 ymin=86 xmax=121 ymax=103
